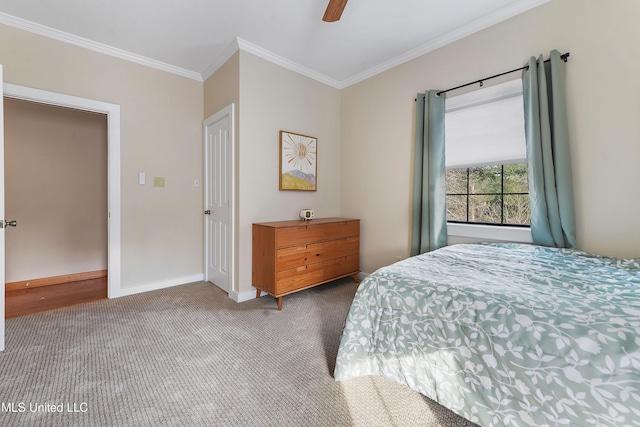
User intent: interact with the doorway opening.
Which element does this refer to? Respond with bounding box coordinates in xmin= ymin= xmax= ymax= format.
xmin=4 ymin=98 xmax=108 ymax=317
xmin=1 ymin=83 xmax=121 ymax=324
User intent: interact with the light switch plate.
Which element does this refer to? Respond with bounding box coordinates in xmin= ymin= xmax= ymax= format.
xmin=138 ymin=172 xmax=146 ymax=185
xmin=153 ymin=177 xmax=165 ymax=187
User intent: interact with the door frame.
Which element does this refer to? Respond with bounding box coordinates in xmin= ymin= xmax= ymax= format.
xmin=3 ymin=83 xmax=121 ymax=300
xmin=1 ymin=65 xmax=5 ymax=351
xmin=203 ymin=103 xmax=235 ymax=296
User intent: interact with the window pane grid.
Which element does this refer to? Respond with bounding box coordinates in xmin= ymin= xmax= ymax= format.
xmin=445 ymin=163 xmax=530 ymax=227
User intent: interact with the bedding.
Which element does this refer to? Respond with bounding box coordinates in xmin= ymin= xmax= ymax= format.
xmin=334 ymin=243 xmax=640 ymax=427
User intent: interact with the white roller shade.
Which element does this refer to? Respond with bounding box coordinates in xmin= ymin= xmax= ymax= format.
xmin=445 ymin=79 xmax=526 ymax=169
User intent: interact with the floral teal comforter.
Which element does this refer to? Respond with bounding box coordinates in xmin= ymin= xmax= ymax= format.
xmin=334 ymin=243 xmax=640 ymax=427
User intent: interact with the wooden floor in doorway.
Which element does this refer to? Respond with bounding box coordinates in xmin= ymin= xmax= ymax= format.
xmin=5 ymin=270 xmax=108 ymax=318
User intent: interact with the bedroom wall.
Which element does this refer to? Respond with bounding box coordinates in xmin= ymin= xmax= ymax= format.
xmin=341 ymin=0 xmax=640 ymax=274
xmin=237 ymin=51 xmax=341 ymax=295
xmin=0 ymin=23 xmax=204 ymax=291
xmin=204 ymin=52 xmax=240 ymax=119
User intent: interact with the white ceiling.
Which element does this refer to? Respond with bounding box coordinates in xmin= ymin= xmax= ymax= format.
xmin=0 ymin=0 xmax=549 ymax=88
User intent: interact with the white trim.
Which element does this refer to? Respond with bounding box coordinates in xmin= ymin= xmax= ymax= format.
xmin=339 ymin=0 xmax=550 ymax=88
xmin=0 ymin=12 xmax=202 ymax=82
xmin=3 ymin=83 xmax=122 ymax=300
xmin=203 ymin=103 xmax=236 ymax=297
xmin=201 ymin=39 xmax=240 ymax=82
xmin=0 ymin=65 xmax=5 ymax=352
xmin=0 ymin=0 xmax=548 ymax=88
xmin=223 ymin=0 xmax=547 ymax=90
xmin=231 ymin=289 xmax=258 ymax=304
xmin=202 ymin=37 xmax=343 ymax=88
xmin=447 ymin=223 xmax=532 ymax=243
xmin=116 ymin=274 xmax=204 ymax=298
xmin=236 ymin=38 xmax=342 ymax=89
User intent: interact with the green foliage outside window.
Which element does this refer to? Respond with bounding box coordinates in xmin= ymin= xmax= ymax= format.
xmin=445 ymin=163 xmax=530 ymax=226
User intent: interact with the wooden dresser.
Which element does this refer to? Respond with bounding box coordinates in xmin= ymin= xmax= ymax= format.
xmin=252 ymin=217 xmax=360 ymax=310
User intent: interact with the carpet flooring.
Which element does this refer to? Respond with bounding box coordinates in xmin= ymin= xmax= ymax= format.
xmin=0 ymin=279 xmax=478 ymax=426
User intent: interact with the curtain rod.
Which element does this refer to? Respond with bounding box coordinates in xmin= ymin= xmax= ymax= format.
xmin=434 ymin=52 xmax=570 ymax=97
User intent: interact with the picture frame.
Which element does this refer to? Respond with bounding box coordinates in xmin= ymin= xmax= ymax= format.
xmin=279 ymin=130 xmax=317 ymax=191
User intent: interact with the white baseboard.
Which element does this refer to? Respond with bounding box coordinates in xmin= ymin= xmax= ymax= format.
xmin=113 ymin=274 xmax=205 ymax=298
xmin=114 ymin=273 xmax=368 ymax=301
xmin=230 ymin=289 xmax=262 ymax=303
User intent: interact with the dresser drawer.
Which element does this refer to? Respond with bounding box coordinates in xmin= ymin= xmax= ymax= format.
xmin=277 ymin=225 xmax=325 ymax=247
xmin=253 ymin=218 xmax=360 ymax=310
xmin=277 ymin=243 xmax=324 ymax=271
xmin=325 ymin=220 xmax=359 ymax=240
xmin=324 ymin=254 xmax=359 ymax=280
xmin=276 ymin=262 xmax=324 ymax=294
xmin=324 ymin=237 xmax=359 ymax=259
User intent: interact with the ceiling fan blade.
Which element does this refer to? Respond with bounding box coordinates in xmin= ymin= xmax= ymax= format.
xmin=323 ymin=0 xmax=348 ymax=22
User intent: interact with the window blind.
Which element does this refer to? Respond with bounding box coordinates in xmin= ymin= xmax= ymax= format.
xmin=445 ymin=79 xmax=526 ymax=169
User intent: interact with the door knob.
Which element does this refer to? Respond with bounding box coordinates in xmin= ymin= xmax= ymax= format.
xmin=1 ymin=220 xmax=17 ymax=229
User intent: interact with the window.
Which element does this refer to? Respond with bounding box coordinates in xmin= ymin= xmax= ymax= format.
xmin=446 ymin=164 xmax=529 ymax=226
xmin=445 ymin=79 xmax=529 ymax=227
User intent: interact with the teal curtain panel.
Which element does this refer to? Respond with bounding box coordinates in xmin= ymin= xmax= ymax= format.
xmin=522 ymin=50 xmax=576 ymax=248
xmin=411 ymin=90 xmax=447 ymax=256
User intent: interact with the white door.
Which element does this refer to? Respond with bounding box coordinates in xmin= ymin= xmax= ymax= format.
xmin=204 ymin=104 xmax=234 ymax=293
xmin=1 ymin=65 xmax=5 ymax=351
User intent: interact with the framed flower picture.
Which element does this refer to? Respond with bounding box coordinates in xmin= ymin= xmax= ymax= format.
xmin=279 ymin=130 xmax=317 ymax=191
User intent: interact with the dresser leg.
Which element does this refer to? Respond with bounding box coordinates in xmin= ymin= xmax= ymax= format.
xmin=277 ymin=297 xmax=283 ymax=311
xmin=255 ymin=288 xmax=261 ymax=299
xmin=353 ymin=273 xmax=360 ymax=283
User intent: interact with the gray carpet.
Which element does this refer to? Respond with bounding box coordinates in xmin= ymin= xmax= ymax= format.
xmin=0 ymin=278 xmax=478 ymax=426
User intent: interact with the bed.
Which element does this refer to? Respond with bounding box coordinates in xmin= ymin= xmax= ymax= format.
xmin=334 ymin=243 xmax=640 ymax=427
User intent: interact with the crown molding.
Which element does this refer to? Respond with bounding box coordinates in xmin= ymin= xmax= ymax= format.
xmin=1 ymin=0 xmax=549 ymax=89
xmin=339 ymin=0 xmax=550 ymax=88
xmin=201 ymin=38 xmax=241 ymax=81
xmin=203 ymin=37 xmax=342 ymax=88
xmin=0 ymin=12 xmax=202 ymax=82
xmin=236 ymin=38 xmax=342 ymax=89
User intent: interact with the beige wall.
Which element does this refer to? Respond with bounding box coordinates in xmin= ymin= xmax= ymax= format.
xmin=204 ymin=52 xmax=240 ymax=119
xmin=4 ymin=98 xmax=107 ymax=282
xmin=237 ymin=51 xmax=342 ymax=294
xmin=1 ymin=23 xmax=204 ymax=290
xmin=202 ymin=51 xmax=341 ymax=295
xmin=341 ymin=0 xmax=640 ymax=274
